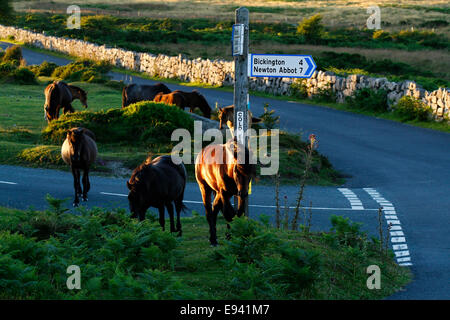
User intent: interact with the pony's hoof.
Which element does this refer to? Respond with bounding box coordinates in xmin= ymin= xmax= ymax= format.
xmin=82 ymin=197 xmax=88 ymax=202
xmin=177 ymin=231 xmax=183 ymax=238
xmin=210 ymin=242 xmax=218 ymax=247
xmin=73 ymin=202 xmax=79 ymax=207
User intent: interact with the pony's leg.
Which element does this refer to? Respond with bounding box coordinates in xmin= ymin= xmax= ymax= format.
xmin=222 ymin=195 xmax=236 ymax=240
xmin=72 ymin=167 xmax=81 ymax=207
xmin=165 ymin=202 xmax=176 ymax=233
xmin=207 ymin=194 xmax=223 ymax=246
xmin=158 ymin=206 xmax=165 ymax=231
xmin=174 ymin=197 xmax=183 ymax=236
xmin=81 ymin=168 xmax=90 ymax=201
xmin=199 ymin=183 xmax=217 ymax=245
xmin=63 ymin=104 xmax=75 ymax=114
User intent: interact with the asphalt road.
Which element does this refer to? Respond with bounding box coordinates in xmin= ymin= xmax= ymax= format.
xmin=1 ymin=42 xmax=449 ymax=299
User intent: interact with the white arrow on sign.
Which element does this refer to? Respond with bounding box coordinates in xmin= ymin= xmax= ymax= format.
xmin=248 ymin=54 xmax=316 ymax=78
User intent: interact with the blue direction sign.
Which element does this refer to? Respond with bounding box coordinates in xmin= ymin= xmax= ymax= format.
xmin=248 ymin=54 xmax=316 ymax=78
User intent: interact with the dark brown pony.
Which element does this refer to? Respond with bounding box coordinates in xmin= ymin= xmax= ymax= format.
xmin=122 ymin=83 xmax=171 ymax=108
xmin=172 ymin=90 xmax=212 ymax=118
xmin=61 ymin=127 xmax=97 ymax=207
xmin=44 ymin=81 xmax=88 ymax=122
xmin=195 ymin=139 xmax=256 ymax=246
xmin=153 ymin=91 xmax=188 ymax=111
xmin=218 ymin=105 xmax=262 ymax=136
xmin=127 ymin=155 xmax=187 ymax=236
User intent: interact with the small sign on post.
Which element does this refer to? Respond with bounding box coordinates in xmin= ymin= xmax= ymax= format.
xmin=232 ymin=24 xmax=245 ymax=56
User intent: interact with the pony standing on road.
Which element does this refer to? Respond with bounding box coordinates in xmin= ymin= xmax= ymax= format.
xmin=172 ymin=90 xmax=212 ymax=118
xmin=195 ymin=139 xmax=256 ymax=246
xmin=43 ymin=81 xmax=88 ymax=122
xmin=61 ymin=127 xmax=97 ymax=207
xmin=127 ymin=155 xmax=187 ymax=236
xmin=122 ymin=83 xmax=171 ymax=108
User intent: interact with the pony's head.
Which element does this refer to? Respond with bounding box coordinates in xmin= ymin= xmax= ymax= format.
xmin=227 ymin=140 xmax=256 ymax=215
xmin=66 ymin=127 xmax=85 ymax=163
xmin=78 ymin=88 xmax=88 ymax=109
xmin=192 ymin=90 xmax=211 ymax=118
xmin=44 ymin=83 xmax=60 ymax=122
xmin=126 ymin=161 xmax=157 ymax=221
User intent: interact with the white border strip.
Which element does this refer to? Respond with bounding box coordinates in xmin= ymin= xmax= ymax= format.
xmin=338 ymin=188 xmax=365 ymax=210
xmin=363 ymin=188 xmax=413 ymax=266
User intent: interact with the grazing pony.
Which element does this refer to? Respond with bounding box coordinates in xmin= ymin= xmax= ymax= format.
xmin=172 ymin=90 xmax=212 ymax=118
xmin=127 ymin=155 xmax=187 ymax=236
xmin=44 ymin=81 xmax=88 ymax=122
xmin=61 ymin=127 xmax=97 ymax=207
xmin=195 ymin=139 xmax=256 ymax=245
xmin=122 ymin=83 xmax=171 ymax=108
xmin=153 ymin=91 xmax=188 ymax=111
xmin=218 ymin=105 xmax=262 ymax=137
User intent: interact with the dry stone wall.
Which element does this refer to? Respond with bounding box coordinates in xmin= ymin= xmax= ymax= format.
xmin=1 ymin=25 xmax=448 ymax=121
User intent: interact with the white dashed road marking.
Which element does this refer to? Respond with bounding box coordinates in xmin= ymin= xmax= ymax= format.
xmin=0 ymin=180 xmax=17 ymax=185
xmin=338 ymin=188 xmax=364 ymax=210
xmin=363 ymin=188 xmax=413 ymax=266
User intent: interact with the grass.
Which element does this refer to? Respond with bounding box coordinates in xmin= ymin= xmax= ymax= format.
xmin=0 ymin=203 xmax=412 ymax=299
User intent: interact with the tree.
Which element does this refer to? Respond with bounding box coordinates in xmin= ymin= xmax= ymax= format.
xmin=297 ymin=14 xmax=324 ymax=43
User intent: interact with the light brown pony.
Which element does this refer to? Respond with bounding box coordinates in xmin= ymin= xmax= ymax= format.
xmin=195 ymin=139 xmax=256 ymax=246
xmin=61 ymin=127 xmax=97 ymax=207
xmin=218 ymin=105 xmax=262 ymax=137
xmin=44 ymin=81 xmax=88 ymax=122
xmin=153 ymin=91 xmax=189 ymax=111
xmin=172 ymin=90 xmax=212 ymax=118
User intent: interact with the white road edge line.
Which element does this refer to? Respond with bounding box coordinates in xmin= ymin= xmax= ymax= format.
xmin=100 ymin=192 xmax=380 ymax=211
xmin=0 ymin=180 xmax=17 ymax=185
xmin=363 ymin=188 xmax=413 ymax=267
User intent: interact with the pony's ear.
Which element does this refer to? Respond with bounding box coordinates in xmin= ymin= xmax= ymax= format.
xmin=252 ymin=117 xmax=262 ymax=123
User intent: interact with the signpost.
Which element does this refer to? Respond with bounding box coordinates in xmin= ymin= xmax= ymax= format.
xmin=233 ymin=7 xmax=250 ymax=216
xmin=231 ymin=8 xmax=316 ymax=218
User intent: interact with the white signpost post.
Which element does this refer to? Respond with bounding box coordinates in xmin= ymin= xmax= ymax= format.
xmin=232 ymin=8 xmax=317 ymax=218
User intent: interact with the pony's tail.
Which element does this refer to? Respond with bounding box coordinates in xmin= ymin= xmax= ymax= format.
xmin=122 ymin=86 xmax=127 ymax=108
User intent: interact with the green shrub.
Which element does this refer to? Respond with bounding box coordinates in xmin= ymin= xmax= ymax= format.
xmin=222 ymin=217 xmax=277 ymax=263
xmin=259 ymin=103 xmax=280 ymax=129
xmin=1 ymin=45 xmax=22 ymax=66
xmin=297 ymin=14 xmax=324 ymax=43
xmin=346 ymin=88 xmax=388 ymax=112
xmin=11 ymin=67 xmax=37 ymax=84
xmin=17 ymin=145 xmax=63 ymax=165
xmin=0 ymin=197 xmax=196 ymax=299
xmin=0 ymin=61 xmax=16 ymax=76
xmin=30 ymin=60 xmax=58 ymax=77
xmin=290 ymin=79 xmax=308 ymax=99
xmin=42 ymin=101 xmax=194 ymax=144
xmin=327 ymin=215 xmax=366 ymax=249
xmin=393 ymin=95 xmax=432 ymax=121
xmin=51 ymin=59 xmax=111 ymax=83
